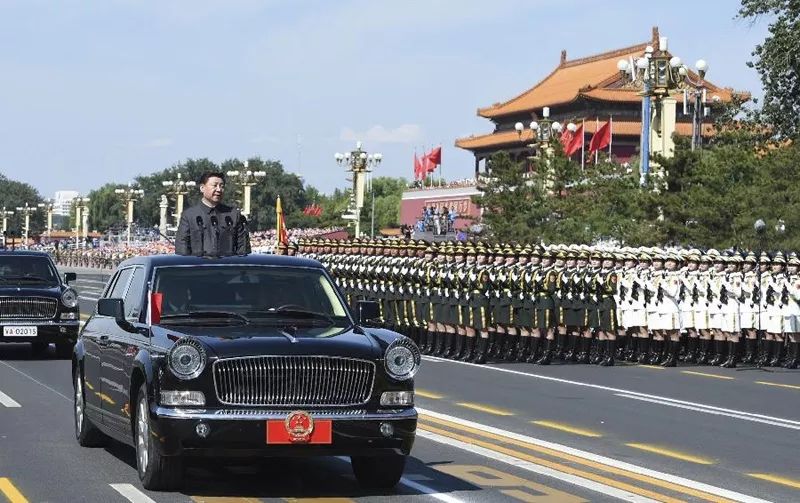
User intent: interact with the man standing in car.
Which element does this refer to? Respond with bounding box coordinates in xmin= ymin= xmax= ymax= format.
xmin=175 ymin=171 xmax=251 ymax=257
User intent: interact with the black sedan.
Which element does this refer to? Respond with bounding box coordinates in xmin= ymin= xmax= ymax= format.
xmin=0 ymin=250 xmax=80 ymax=357
xmin=72 ymin=254 xmax=419 ymax=491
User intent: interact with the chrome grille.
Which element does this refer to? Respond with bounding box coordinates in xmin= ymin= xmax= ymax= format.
xmin=213 ymin=356 xmax=375 ymax=407
xmin=0 ymin=297 xmax=58 ymax=319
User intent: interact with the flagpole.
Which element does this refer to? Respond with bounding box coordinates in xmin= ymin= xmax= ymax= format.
xmin=581 ymin=119 xmax=585 ymax=172
xmin=608 ymin=115 xmax=613 ymax=161
xmin=594 ymin=117 xmax=599 ymax=165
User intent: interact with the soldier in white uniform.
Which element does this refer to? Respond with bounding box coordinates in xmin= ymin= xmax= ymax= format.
xmin=633 ymin=252 xmax=652 ymax=363
xmin=761 ymin=253 xmax=786 ymax=367
xmin=645 ymin=254 xmax=666 ymax=364
xmin=680 ymin=251 xmax=700 ymax=362
xmin=659 ymin=253 xmax=683 ymax=366
xmin=783 ymin=253 xmax=800 ymax=369
xmin=739 ymin=253 xmax=760 ymax=364
xmin=719 ymin=255 xmax=743 ymax=368
xmin=694 ymin=254 xmax=713 ymax=363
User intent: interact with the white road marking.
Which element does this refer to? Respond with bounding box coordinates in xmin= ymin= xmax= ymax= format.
xmin=76 ymin=279 xmax=108 ymax=286
xmin=417 ymin=429 xmax=656 ymax=503
xmin=421 ymin=356 xmax=800 ymax=429
xmin=614 ymin=393 xmax=800 ymax=430
xmin=0 ymin=361 xmax=71 ymax=401
xmin=109 ymin=484 xmax=157 ymax=503
xmin=0 ymin=389 xmax=21 ymax=407
xmin=79 ymin=295 xmax=100 ymax=301
xmin=419 ymin=408 xmax=772 ymax=503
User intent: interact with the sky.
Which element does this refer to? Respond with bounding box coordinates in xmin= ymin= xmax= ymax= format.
xmin=0 ymin=0 xmax=770 ymax=199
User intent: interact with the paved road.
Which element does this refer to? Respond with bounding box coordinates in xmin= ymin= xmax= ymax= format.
xmin=0 ymin=268 xmax=797 ymax=502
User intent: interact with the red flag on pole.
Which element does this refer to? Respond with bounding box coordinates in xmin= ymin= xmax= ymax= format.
xmin=561 ymin=125 xmax=584 ymax=157
xmin=422 ymin=153 xmax=437 ymax=174
xmin=413 ymin=153 xmax=422 ymax=180
xmin=588 ymin=121 xmax=611 ymax=153
xmin=426 ymin=146 xmax=442 ymax=166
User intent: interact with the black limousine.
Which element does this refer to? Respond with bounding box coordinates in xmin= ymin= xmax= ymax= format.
xmin=0 ymin=250 xmax=80 ymax=357
xmin=73 ymin=254 xmax=419 ymax=491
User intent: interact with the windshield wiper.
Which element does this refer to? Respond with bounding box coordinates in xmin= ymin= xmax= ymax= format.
xmin=1 ymin=275 xmax=53 ymax=282
xmin=254 ymin=308 xmax=335 ymax=325
xmin=159 ymin=311 xmax=251 ymax=324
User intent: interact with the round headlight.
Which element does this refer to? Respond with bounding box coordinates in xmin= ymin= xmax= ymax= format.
xmin=168 ymin=338 xmax=207 ymax=380
xmin=61 ymin=289 xmax=78 ymax=309
xmin=384 ymin=337 xmax=421 ymax=381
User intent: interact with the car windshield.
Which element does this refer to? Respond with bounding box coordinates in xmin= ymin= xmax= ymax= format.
xmin=152 ymin=265 xmax=351 ymax=327
xmin=0 ymin=256 xmax=59 ymax=286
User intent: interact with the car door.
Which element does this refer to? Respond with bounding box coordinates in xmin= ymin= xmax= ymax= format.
xmin=81 ymin=269 xmax=127 ymax=419
xmin=102 ymin=265 xmax=148 ymax=432
xmin=95 ymin=266 xmax=134 ymax=428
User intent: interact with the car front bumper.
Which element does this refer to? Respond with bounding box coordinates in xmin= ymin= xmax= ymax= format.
xmin=0 ymin=320 xmax=80 ymax=344
xmin=150 ymin=406 xmax=417 ymax=458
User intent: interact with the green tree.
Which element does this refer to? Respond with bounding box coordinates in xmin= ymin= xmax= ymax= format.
xmin=87 ymin=183 xmax=125 ymax=232
xmin=0 ymin=173 xmax=44 ymax=237
xmin=739 ymin=0 xmax=800 ymax=139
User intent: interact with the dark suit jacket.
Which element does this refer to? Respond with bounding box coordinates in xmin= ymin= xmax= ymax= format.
xmin=174 ymin=202 xmax=251 ymax=256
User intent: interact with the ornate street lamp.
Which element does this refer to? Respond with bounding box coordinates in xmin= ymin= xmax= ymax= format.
xmin=226 ymin=160 xmax=266 ymax=218
xmin=335 ymin=142 xmax=382 ymax=237
xmin=0 ymin=207 xmax=14 ymax=247
xmin=161 ymin=173 xmax=196 ymax=226
xmin=15 ymin=202 xmax=40 ymax=248
xmin=37 ymin=201 xmax=55 ymax=237
xmin=114 ymin=183 xmax=145 ymax=246
xmin=72 ymin=197 xmax=91 ymax=247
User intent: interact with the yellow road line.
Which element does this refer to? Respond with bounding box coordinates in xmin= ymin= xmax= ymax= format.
xmin=456 ymin=402 xmax=513 ymax=416
xmin=755 ymin=381 xmax=800 ymax=390
xmin=0 ymin=478 xmax=29 ymax=503
xmin=746 ymin=473 xmax=800 ymax=490
xmin=625 ymin=443 xmax=715 ymax=465
xmin=681 ymin=371 xmax=735 ymax=381
xmin=420 ymin=423 xmax=685 ymax=503
xmin=415 ymin=389 xmax=444 ymax=399
xmin=419 ymin=414 xmax=736 ymax=503
xmin=80 ymin=313 xmax=91 ymax=320
xmin=638 ymin=365 xmax=666 ymax=370
xmin=531 ymin=420 xmax=603 ymax=438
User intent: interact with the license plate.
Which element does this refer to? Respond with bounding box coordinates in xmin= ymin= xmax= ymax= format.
xmin=266 ymin=419 xmax=333 ymax=445
xmin=3 ymin=326 xmax=38 ymax=337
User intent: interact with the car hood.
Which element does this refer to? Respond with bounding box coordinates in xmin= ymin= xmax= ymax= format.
xmin=0 ymin=285 xmax=61 ymax=297
xmin=152 ymin=324 xmax=382 ymax=360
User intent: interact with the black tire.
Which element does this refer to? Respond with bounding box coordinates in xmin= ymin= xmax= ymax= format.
xmin=135 ymin=384 xmax=183 ymax=491
xmin=31 ymin=342 xmax=49 ymax=356
xmin=351 ymin=455 xmax=406 ymax=489
xmin=56 ymin=342 xmax=75 ymax=359
xmin=74 ymin=368 xmax=109 ymax=447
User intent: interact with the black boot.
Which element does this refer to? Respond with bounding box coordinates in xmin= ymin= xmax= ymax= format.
xmin=563 ymin=334 xmax=578 ymax=362
xmin=784 ymin=341 xmax=799 ymax=369
xmin=709 ymin=340 xmax=725 ymax=366
xmin=721 ymin=341 xmax=738 ymax=368
xmin=420 ymin=330 xmax=433 ymax=354
xmin=486 ymin=331 xmax=500 ymax=359
xmin=769 ymin=339 xmax=783 ymax=367
xmin=626 ymin=336 xmax=639 ymax=362
xmin=756 ymin=339 xmax=770 ymax=367
xmin=526 ymin=337 xmax=541 ymax=363
xmin=637 ymin=337 xmax=651 ymax=363
xmin=433 ymin=332 xmax=448 ymax=357
xmin=535 ymin=338 xmax=552 ymax=365
xmin=648 ymin=340 xmax=663 ymax=365
xmin=450 ymin=333 xmax=465 ymax=360
xmin=591 ymin=338 xmax=604 ymax=364
xmin=661 ymin=340 xmax=678 ymax=367
xmin=615 ymin=336 xmax=627 ymax=360
xmin=577 ymin=337 xmax=591 ymax=364
xmin=696 ymin=338 xmax=710 ymax=364
xmin=504 ymin=333 xmax=519 ymax=361
xmin=471 ymin=336 xmax=488 ymax=364
xmin=742 ymin=338 xmax=756 ymax=364
xmin=516 ymin=336 xmax=531 ymax=362
xmin=460 ymin=335 xmax=476 ymax=362
xmin=684 ymin=337 xmax=698 ymax=363
xmin=599 ymin=340 xmax=615 ymax=366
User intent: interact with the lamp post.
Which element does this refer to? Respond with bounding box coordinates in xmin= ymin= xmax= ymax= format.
xmin=335 ymin=142 xmax=382 ymax=238
xmin=1 ymin=207 xmax=14 ymax=247
xmin=515 ymin=106 xmax=563 ymax=159
xmin=114 ymin=184 xmax=145 ymax=247
xmin=616 ymin=37 xmax=707 ymax=185
xmin=161 ymin=173 xmax=196 ymax=227
xmin=37 ymin=201 xmax=55 ymax=238
xmin=73 ymin=197 xmax=90 ymax=248
xmin=226 ymin=160 xmax=266 ymax=218
xmin=15 ymin=203 xmax=38 ymax=248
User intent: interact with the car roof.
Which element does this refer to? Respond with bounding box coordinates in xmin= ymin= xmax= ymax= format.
xmin=118 ymin=253 xmax=324 ymax=270
xmin=0 ymin=250 xmax=52 ymax=257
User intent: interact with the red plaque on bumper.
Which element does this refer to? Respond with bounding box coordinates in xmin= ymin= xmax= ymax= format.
xmin=266 ymin=417 xmax=333 ymax=444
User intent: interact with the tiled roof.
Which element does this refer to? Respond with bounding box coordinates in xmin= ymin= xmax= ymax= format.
xmin=455 ymin=120 xmax=714 ymax=150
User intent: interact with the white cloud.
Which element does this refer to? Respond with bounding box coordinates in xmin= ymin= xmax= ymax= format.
xmin=145 ymin=138 xmax=174 ymax=148
xmin=340 ymin=124 xmax=422 ymax=144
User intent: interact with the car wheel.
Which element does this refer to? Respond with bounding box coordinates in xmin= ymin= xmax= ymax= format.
xmin=351 ymin=455 xmax=406 ymax=489
xmin=74 ymin=368 xmax=108 ymax=447
xmin=56 ymin=342 xmax=75 ymax=359
xmin=31 ymin=342 xmax=49 ymax=356
xmin=135 ymin=384 xmax=183 ymax=491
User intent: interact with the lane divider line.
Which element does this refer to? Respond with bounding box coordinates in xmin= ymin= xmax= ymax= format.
xmin=746 ymin=473 xmax=800 ymax=490
xmin=614 ymin=393 xmax=800 ymax=431
xmin=531 ymin=420 xmax=603 ymax=438
xmin=754 ymin=381 xmax=800 ymax=391
xmin=421 ymin=356 xmax=800 ymax=429
xmin=109 ymin=484 xmax=157 ymax=503
xmin=415 ymin=389 xmax=445 ymax=399
xmin=624 ymin=443 xmax=715 ymax=465
xmin=637 ymin=365 xmax=666 ymax=371
xmin=332 ymin=456 xmax=465 ymax=502
xmin=0 ymin=362 xmax=71 ymax=402
xmin=417 ymin=427 xmax=667 ymax=503
xmin=455 ymin=402 xmax=513 ymax=416
xmin=418 ymin=408 xmax=772 ymax=503
xmin=0 ymin=478 xmax=28 ymax=503
xmin=0 ymin=390 xmax=21 ymax=408
xmin=680 ymin=371 xmax=735 ymax=381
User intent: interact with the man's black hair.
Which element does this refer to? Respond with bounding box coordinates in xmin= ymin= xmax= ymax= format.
xmin=199 ymin=171 xmax=226 ymax=185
